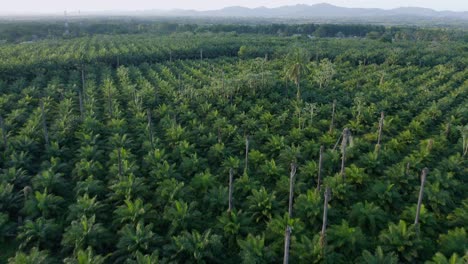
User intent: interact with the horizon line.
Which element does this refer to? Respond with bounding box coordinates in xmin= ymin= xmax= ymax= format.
xmin=0 ymin=3 xmax=467 ymax=16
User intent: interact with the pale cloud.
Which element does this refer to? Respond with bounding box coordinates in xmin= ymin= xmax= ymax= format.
xmin=0 ymin=0 xmax=466 ymax=14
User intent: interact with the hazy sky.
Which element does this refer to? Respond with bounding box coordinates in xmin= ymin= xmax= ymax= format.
xmin=1 ymin=0 xmax=467 ymax=14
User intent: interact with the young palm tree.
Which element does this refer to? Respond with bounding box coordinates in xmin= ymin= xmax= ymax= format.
xmin=18 ymin=217 xmax=60 ymax=249
xmin=61 ymin=215 xmax=109 ymax=253
xmin=238 ymin=234 xmax=273 ymax=263
xmin=8 ymin=247 xmax=49 ymax=264
xmin=360 ymin=246 xmax=398 ymax=264
xmin=171 ymin=229 xmax=221 ymax=263
xmin=116 ymin=221 xmax=156 ymax=259
xmin=63 ymin=247 xmax=107 ymax=264
xmin=378 ymin=220 xmax=420 ymax=262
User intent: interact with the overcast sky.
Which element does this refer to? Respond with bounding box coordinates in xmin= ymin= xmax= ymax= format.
xmin=1 ymin=0 xmax=467 ymax=14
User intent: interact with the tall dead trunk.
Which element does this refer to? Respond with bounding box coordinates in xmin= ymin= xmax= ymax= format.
xmin=228 ymin=168 xmax=234 ymax=213
xmin=107 ymin=85 xmax=113 ymax=119
xmin=81 ymin=67 xmax=86 ymax=100
xmin=444 ymin=122 xmax=451 ymax=139
xmin=288 ymin=163 xmax=297 ymax=218
xmin=415 ymin=168 xmax=428 ymax=225
xmin=317 ymin=146 xmax=324 ymax=191
xmin=406 ymin=162 xmax=411 ymax=175
xmin=147 ymin=109 xmax=154 ymax=149
xmin=296 ymin=81 xmax=300 ymax=102
xmin=320 ymin=187 xmax=331 ymax=248
xmin=340 ymin=128 xmax=351 ymax=181
xmin=244 ymin=136 xmax=249 ymax=174
xmin=376 ymin=111 xmax=384 ymax=154
xmin=118 ymin=148 xmax=123 ymax=177
xmin=377 ymin=112 xmax=384 ymax=145
xmin=200 ymin=49 xmax=203 ymax=61
xmin=283 ymin=226 xmax=292 ymax=264
xmin=329 ymin=100 xmax=336 ymax=134
xmin=222 ymin=71 xmax=225 ymax=92
xmin=40 ymin=100 xmax=49 ymax=147
xmin=78 ymin=90 xmax=84 ymax=121
xmin=178 ymin=74 xmax=182 ymax=91
xmin=0 ymin=115 xmax=7 ymax=148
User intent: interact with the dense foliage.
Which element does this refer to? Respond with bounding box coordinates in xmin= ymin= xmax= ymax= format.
xmin=0 ymin=22 xmax=467 ymax=263
xmin=1 ymin=19 xmax=467 ymax=43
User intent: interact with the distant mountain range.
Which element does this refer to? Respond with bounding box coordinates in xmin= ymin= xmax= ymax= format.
xmin=2 ymin=3 xmax=467 ymax=23
xmin=141 ymin=3 xmax=468 ymax=20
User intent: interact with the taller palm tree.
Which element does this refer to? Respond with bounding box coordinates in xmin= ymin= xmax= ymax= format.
xmin=284 ymin=47 xmax=310 ymax=101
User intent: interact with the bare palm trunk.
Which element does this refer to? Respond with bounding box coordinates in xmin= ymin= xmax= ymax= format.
xmin=317 ymin=146 xmax=324 ymax=191
xmin=78 ymin=90 xmax=84 ymax=121
xmin=406 ymin=162 xmax=411 ymax=175
xmin=288 ymin=163 xmax=297 ymax=218
xmin=147 ymin=109 xmax=154 ymax=149
xmin=107 ymin=87 xmax=113 ymax=119
xmin=228 ymin=168 xmax=234 ymax=213
xmin=283 ymin=226 xmax=292 ymax=264
xmin=320 ymin=187 xmax=331 ymax=249
xmin=0 ymin=116 xmax=7 ymax=148
xmin=444 ymin=122 xmax=451 ymax=139
xmin=40 ymin=100 xmax=49 ymax=147
xmin=329 ymin=100 xmax=336 ymax=134
xmin=340 ymin=128 xmax=350 ymax=181
xmin=81 ymin=67 xmax=86 ymax=100
xmin=376 ymin=111 xmax=384 ymax=154
xmin=244 ymin=136 xmax=249 ymax=174
xmin=118 ymin=148 xmax=123 ymax=177
xmin=296 ymin=81 xmax=300 ymax=102
xmin=415 ymin=168 xmax=428 ymax=225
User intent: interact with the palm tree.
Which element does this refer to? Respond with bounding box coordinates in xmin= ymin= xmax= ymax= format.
xmin=128 ymin=251 xmax=160 ymax=264
xmin=63 ymin=247 xmax=107 ymax=264
xmin=360 ymin=246 xmax=398 ymax=264
xmin=171 ymin=229 xmax=221 ymax=263
xmin=113 ymin=198 xmax=156 ymax=226
xmin=116 ymin=221 xmax=156 ymax=259
xmin=246 ymin=187 xmax=276 ymax=224
xmin=349 ymin=202 xmax=386 ymax=235
xmin=379 ymin=220 xmax=421 ymax=262
xmin=18 ymin=217 xmax=60 ymax=250
xmin=312 ymin=58 xmax=336 ymax=89
xmin=67 ymin=194 xmax=105 ymax=221
xmin=23 ymin=190 xmax=64 ymax=219
xmin=238 ymin=234 xmax=274 ymax=264
xmin=426 ymin=252 xmax=466 ymax=264
xmin=163 ymin=200 xmax=200 ymax=235
xmin=294 ymin=189 xmax=322 ymax=228
xmin=8 ymin=247 xmax=49 ymax=264
xmin=61 ymin=215 xmax=110 ymax=253
xmin=284 ymin=47 xmax=310 ymax=101
xmin=327 ymin=220 xmax=365 ymax=257
xmin=437 ymin=228 xmax=467 ymax=257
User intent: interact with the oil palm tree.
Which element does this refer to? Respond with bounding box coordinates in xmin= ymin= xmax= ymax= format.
xmin=171 ymin=229 xmax=221 ymax=263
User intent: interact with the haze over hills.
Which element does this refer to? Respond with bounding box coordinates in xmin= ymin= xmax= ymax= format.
xmin=1 ymin=3 xmax=467 ymax=26
xmin=141 ymin=3 xmax=468 ymax=20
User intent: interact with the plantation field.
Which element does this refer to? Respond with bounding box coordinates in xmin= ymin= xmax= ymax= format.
xmin=0 ymin=28 xmax=467 ymax=263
